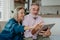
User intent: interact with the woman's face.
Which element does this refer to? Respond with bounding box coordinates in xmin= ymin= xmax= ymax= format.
xmin=17 ymin=9 xmax=25 ymax=21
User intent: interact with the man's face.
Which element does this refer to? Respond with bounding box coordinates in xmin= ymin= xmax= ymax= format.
xmin=30 ymin=5 xmax=39 ymax=15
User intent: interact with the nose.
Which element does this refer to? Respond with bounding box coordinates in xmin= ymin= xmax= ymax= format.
xmin=23 ymin=13 xmax=25 ymax=16
xmin=34 ymin=11 xmax=38 ymax=13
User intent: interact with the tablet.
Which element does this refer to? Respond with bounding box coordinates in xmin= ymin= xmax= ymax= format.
xmin=42 ymin=23 xmax=55 ymax=31
xmin=31 ymin=23 xmax=55 ymax=35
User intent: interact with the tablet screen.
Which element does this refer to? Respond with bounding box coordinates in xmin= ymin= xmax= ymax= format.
xmin=42 ymin=23 xmax=55 ymax=31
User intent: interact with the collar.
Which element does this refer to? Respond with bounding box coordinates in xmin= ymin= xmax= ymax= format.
xmin=12 ymin=18 xmax=22 ymax=25
xmin=29 ymin=14 xmax=38 ymax=18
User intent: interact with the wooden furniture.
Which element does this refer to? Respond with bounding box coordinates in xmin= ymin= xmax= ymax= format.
xmin=14 ymin=0 xmax=25 ymax=4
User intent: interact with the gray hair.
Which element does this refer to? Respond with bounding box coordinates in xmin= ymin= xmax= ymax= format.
xmin=12 ymin=6 xmax=25 ymax=20
xmin=31 ymin=3 xmax=40 ymax=7
xmin=29 ymin=3 xmax=40 ymax=10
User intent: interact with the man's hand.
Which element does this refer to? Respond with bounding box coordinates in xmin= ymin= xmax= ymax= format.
xmin=38 ymin=27 xmax=51 ymax=37
xmin=31 ymin=22 xmax=43 ymax=35
xmin=34 ymin=22 xmax=43 ymax=30
xmin=43 ymin=28 xmax=51 ymax=37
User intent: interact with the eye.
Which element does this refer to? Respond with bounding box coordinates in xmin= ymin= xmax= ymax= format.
xmin=20 ymin=12 xmax=24 ymax=14
xmin=33 ymin=8 xmax=35 ymax=11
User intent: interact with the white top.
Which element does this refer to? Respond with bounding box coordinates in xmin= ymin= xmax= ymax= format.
xmin=23 ymin=14 xmax=44 ymax=39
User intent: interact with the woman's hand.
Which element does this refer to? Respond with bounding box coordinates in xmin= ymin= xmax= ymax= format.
xmin=24 ymin=26 xmax=33 ymax=30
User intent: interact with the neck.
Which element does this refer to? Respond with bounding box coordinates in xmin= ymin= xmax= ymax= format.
xmin=17 ymin=19 xmax=22 ymax=25
xmin=17 ymin=18 xmax=20 ymax=23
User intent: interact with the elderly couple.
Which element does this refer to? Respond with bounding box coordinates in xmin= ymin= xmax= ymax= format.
xmin=0 ymin=3 xmax=51 ymax=40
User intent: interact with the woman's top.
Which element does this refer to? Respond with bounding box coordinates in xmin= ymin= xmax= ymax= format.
xmin=0 ymin=18 xmax=25 ymax=40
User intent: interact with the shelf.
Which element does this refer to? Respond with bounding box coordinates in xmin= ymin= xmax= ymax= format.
xmin=40 ymin=15 xmax=60 ymax=18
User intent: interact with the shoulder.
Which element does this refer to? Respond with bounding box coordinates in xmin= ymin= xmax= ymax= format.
xmin=4 ymin=18 xmax=16 ymax=29
xmin=37 ymin=15 xmax=44 ymax=22
xmin=23 ymin=14 xmax=30 ymax=25
xmin=6 ymin=18 xmax=14 ymax=24
xmin=5 ymin=18 xmax=14 ymax=24
xmin=24 ymin=14 xmax=30 ymax=20
xmin=38 ymin=15 xmax=43 ymax=19
xmin=24 ymin=14 xmax=30 ymax=18
xmin=5 ymin=18 xmax=15 ymax=25
xmin=8 ymin=18 xmax=15 ymax=22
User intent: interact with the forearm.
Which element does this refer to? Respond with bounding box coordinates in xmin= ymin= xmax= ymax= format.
xmin=24 ymin=26 xmax=32 ymax=30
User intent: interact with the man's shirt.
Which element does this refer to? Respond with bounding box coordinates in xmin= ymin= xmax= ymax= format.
xmin=23 ymin=14 xmax=44 ymax=39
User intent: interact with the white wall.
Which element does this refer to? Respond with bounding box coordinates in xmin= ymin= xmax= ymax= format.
xmin=42 ymin=0 xmax=60 ymax=6
xmin=0 ymin=0 xmax=14 ymax=21
xmin=0 ymin=0 xmax=11 ymax=21
xmin=43 ymin=18 xmax=60 ymax=36
xmin=35 ymin=0 xmax=60 ymax=15
xmin=40 ymin=6 xmax=60 ymax=14
xmin=36 ymin=0 xmax=60 ymax=15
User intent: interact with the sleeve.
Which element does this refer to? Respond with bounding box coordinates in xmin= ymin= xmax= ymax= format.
xmin=3 ymin=18 xmax=15 ymax=32
xmin=13 ymin=24 xmax=25 ymax=34
xmin=0 ymin=19 xmax=15 ymax=39
xmin=19 ymin=25 xmax=25 ymax=32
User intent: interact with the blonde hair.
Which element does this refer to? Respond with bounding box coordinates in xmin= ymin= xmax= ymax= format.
xmin=13 ymin=6 xmax=25 ymax=20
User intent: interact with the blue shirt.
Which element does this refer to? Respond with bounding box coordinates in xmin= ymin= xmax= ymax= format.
xmin=0 ymin=18 xmax=25 ymax=40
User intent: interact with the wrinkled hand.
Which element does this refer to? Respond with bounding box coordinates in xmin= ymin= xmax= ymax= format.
xmin=38 ymin=31 xmax=45 ymax=35
xmin=43 ymin=28 xmax=51 ymax=37
xmin=31 ymin=22 xmax=43 ymax=35
xmin=34 ymin=22 xmax=43 ymax=30
xmin=38 ymin=27 xmax=51 ymax=37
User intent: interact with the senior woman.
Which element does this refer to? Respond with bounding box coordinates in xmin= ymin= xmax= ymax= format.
xmin=0 ymin=6 xmax=34 ymax=40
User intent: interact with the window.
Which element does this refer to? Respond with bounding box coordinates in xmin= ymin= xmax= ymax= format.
xmin=0 ymin=12 xmax=1 ymax=18
xmin=0 ymin=0 xmax=4 ymax=19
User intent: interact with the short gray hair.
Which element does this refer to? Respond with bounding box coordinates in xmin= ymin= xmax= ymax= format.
xmin=29 ymin=3 xmax=40 ymax=10
xmin=13 ymin=6 xmax=25 ymax=20
xmin=31 ymin=3 xmax=40 ymax=7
